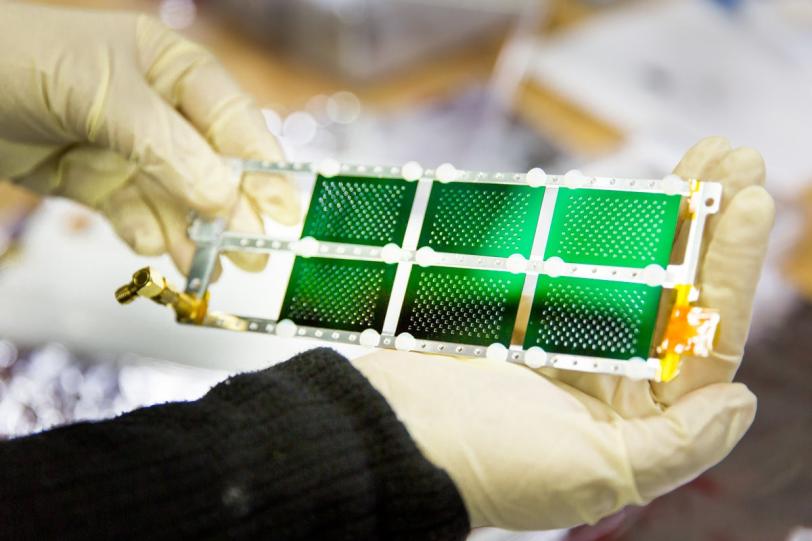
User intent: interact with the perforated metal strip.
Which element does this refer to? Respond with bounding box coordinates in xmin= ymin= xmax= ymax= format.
xmin=211 ymin=234 xmax=682 ymax=288
xmin=232 ymin=158 xmax=695 ymax=194
xmin=199 ymin=314 xmax=661 ymax=380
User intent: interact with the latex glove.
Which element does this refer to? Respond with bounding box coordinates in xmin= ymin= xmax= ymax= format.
xmin=353 ymin=137 xmax=774 ymax=530
xmin=0 ymin=4 xmax=299 ymax=275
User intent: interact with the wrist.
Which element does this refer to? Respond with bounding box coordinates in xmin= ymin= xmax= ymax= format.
xmin=254 ymin=348 xmax=473 ymax=540
xmin=352 ymin=353 xmax=483 ymax=527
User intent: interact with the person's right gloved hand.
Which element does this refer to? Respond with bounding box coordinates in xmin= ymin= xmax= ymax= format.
xmin=353 ymin=137 xmax=775 ymax=531
xmin=0 ymin=4 xmax=300 ymax=275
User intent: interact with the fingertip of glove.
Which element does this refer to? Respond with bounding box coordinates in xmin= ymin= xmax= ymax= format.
xmin=103 ymin=200 xmax=166 ymax=256
xmin=722 ymin=185 xmax=776 ymax=236
xmin=673 ymin=136 xmax=732 ymax=178
xmin=678 ymin=382 xmax=757 ymax=437
xmin=735 ymin=185 xmax=775 ymax=220
xmin=132 ymin=227 xmax=166 ymax=256
xmin=226 ymin=252 xmax=269 ymax=273
xmin=714 ymin=382 xmax=757 ymax=412
xmin=725 ymin=146 xmax=765 ymax=176
xmin=243 ymin=173 xmax=302 ymax=225
xmin=270 ymin=202 xmax=302 ymax=226
xmin=713 ymin=383 xmax=757 ymax=447
xmin=186 ymin=157 xmax=241 ymax=216
xmin=695 ymin=135 xmax=732 ymax=151
xmin=686 ymin=136 xmax=732 ymax=161
xmin=208 ymin=260 xmax=223 ymax=283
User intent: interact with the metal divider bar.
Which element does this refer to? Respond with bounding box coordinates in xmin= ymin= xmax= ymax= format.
xmin=381 ymin=178 xmax=434 ymax=336
xmin=209 ymin=234 xmax=679 ymax=288
xmin=510 ymin=186 xmax=559 ymax=348
xmin=185 ymin=219 xmax=226 ymax=296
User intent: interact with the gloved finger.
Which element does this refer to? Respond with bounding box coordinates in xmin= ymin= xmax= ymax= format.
xmin=512 ymin=383 xmax=755 ymax=528
xmin=669 ymin=137 xmax=732 ymax=260
xmin=241 ymin=173 xmax=301 ymax=226
xmin=134 ymin=174 xmax=222 ymax=280
xmin=13 ymin=145 xmax=136 ymax=209
xmin=101 ymin=182 xmax=165 ymax=256
xmin=137 ymin=16 xmax=300 ymax=225
xmin=93 ymin=75 xmax=239 ymax=218
xmin=672 ymin=136 xmax=732 ymax=180
xmin=653 ymin=186 xmax=774 ymax=405
xmin=702 ymin=146 xmax=766 ymax=238
xmin=621 ymin=382 xmax=756 ymax=503
xmin=223 ymin=195 xmax=269 ymax=272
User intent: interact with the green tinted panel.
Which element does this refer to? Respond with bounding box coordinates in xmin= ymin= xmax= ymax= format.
xmin=397 ymin=266 xmax=525 ymax=346
xmin=524 ymin=276 xmax=661 ymax=359
xmin=280 ymin=257 xmax=396 ymax=332
xmin=419 ymin=182 xmax=544 ymax=257
xmin=544 ymin=188 xmax=680 ymax=268
xmin=301 ymin=175 xmax=417 ymax=246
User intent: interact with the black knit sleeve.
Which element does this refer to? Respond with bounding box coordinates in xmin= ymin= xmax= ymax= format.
xmin=0 ymin=348 xmax=469 ymax=540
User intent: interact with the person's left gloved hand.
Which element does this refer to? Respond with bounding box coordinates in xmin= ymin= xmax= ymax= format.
xmin=353 ymin=137 xmax=774 ymax=531
xmin=0 ymin=4 xmax=299 ymax=275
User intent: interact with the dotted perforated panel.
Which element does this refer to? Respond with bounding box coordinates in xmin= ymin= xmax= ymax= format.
xmin=276 ymin=175 xmax=685 ymax=362
xmin=301 ymin=175 xmax=417 ymax=246
xmin=280 ymin=257 xmax=396 ymax=332
xmin=523 ymin=276 xmax=661 ymax=359
xmin=396 ymin=266 xmax=525 ymax=346
xmin=419 ymin=183 xmax=545 ymax=257
xmin=544 ymin=188 xmax=680 ymax=268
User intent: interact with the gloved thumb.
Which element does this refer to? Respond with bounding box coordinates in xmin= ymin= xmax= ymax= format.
xmin=621 ymin=382 xmax=756 ymax=503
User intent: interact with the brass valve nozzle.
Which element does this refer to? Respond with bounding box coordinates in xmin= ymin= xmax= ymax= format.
xmin=115 ymin=267 xmax=164 ymax=304
xmin=115 ymin=267 xmax=208 ymax=323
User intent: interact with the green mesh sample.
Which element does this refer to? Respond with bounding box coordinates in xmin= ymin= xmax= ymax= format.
xmin=301 ymin=175 xmax=417 ymax=246
xmin=544 ymin=188 xmax=680 ymax=268
xmin=280 ymin=257 xmax=396 ymax=332
xmin=418 ymin=182 xmax=545 ymax=257
xmin=396 ymin=266 xmax=525 ymax=346
xmin=523 ymin=276 xmax=661 ymax=360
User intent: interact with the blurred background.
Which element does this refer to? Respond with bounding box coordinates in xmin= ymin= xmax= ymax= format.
xmin=0 ymin=0 xmax=810 ymax=539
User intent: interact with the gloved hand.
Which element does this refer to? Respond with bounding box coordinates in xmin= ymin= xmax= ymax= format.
xmin=0 ymin=4 xmax=299 ymax=275
xmin=353 ymin=137 xmax=775 ymax=530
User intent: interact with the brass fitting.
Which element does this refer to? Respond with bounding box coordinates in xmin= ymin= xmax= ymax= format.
xmin=656 ymin=284 xmax=720 ymax=382
xmin=115 ymin=267 xmax=208 ymax=324
xmin=115 ymin=267 xmax=164 ymax=304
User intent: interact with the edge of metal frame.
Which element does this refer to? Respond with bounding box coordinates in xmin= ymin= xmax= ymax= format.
xmin=192 ymin=315 xmax=661 ymax=381
xmin=231 ymin=158 xmax=694 ymax=194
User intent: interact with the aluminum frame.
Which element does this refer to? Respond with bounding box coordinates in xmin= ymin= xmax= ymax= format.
xmin=184 ymin=159 xmax=722 ymax=381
